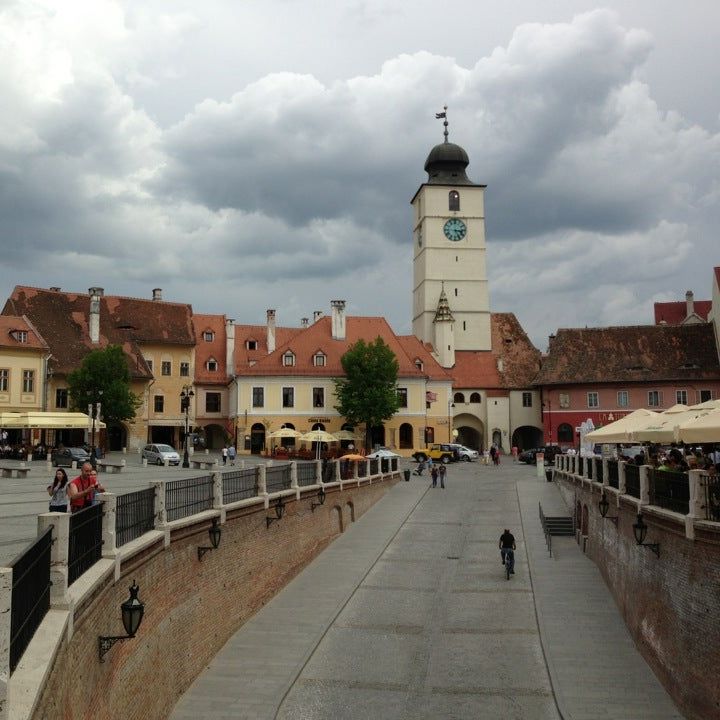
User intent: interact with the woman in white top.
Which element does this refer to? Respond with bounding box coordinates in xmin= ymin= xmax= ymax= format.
xmin=47 ymin=468 xmax=70 ymax=512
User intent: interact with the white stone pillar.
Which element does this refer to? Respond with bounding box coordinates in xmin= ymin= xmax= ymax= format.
xmin=618 ymin=461 xmax=627 ymax=494
xmin=212 ymin=472 xmax=223 ymax=509
xmin=639 ymin=465 xmax=650 ymax=505
xmin=258 ymin=465 xmax=267 ymax=498
xmin=602 ymin=459 xmax=609 ymax=487
xmin=37 ymin=512 xmax=70 ymax=606
xmin=686 ymin=470 xmax=705 ymax=539
xmin=151 ymin=480 xmax=167 ymax=527
xmin=315 ymin=459 xmax=322 ymax=485
xmin=0 ymin=566 xmax=10 ymax=720
xmin=97 ymin=492 xmax=117 ymax=558
xmin=290 ymin=462 xmax=298 ymax=489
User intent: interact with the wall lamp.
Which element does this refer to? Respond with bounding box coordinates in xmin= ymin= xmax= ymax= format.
xmin=598 ymin=492 xmax=618 ymax=526
xmin=311 ymin=486 xmax=326 ymax=512
xmin=632 ymin=513 xmax=660 ymax=558
xmin=266 ymin=496 xmax=286 ymax=528
xmin=198 ymin=518 xmax=222 ymax=560
xmin=98 ymin=581 xmax=145 ymax=662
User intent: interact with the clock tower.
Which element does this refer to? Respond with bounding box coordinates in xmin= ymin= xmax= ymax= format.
xmin=411 ymin=123 xmax=491 ymax=354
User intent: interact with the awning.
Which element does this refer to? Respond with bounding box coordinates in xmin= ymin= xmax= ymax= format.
xmin=0 ymin=411 xmax=105 ymax=430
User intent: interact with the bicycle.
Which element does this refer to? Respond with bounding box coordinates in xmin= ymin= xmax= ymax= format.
xmin=502 ymin=548 xmax=514 ymax=580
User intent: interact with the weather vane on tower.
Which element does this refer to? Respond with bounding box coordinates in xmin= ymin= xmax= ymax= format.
xmin=435 ymin=106 xmax=448 ymax=142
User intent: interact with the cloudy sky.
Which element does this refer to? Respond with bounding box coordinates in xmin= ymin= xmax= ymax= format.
xmin=2 ymin=0 xmax=719 ymax=349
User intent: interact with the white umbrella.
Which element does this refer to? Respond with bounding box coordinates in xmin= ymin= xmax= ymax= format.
xmin=675 ymin=409 xmax=720 ymax=444
xmin=267 ymin=428 xmax=303 ymax=439
xmin=586 ymin=409 xmax=661 ymax=443
xmin=300 ymin=430 xmax=339 ymax=460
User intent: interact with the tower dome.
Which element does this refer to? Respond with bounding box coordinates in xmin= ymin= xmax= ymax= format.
xmin=423 ymin=140 xmax=473 ymax=184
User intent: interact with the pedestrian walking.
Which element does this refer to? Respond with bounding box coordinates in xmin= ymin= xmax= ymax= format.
xmin=431 ymin=466 xmax=438 ymax=488
xmin=439 ymin=464 xmax=446 ymax=489
xmin=414 ymin=460 xmax=426 ymax=476
xmin=228 ymin=445 xmax=236 ymax=465
xmin=512 ymin=445 xmax=518 ymax=463
xmin=221 ymin=445 xmax=228 ymax=465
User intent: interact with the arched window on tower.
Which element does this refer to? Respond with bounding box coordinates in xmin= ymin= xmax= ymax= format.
xmin=449 ymin=191 xmax=460 ymax=211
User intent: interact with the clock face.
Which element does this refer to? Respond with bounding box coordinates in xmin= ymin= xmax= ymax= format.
xmin=443 ymin=218 xmax=467 ymax=241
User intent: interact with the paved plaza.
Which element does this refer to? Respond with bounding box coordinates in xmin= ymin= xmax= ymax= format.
xmin=169 ymin=460 xmax=683 ymax=720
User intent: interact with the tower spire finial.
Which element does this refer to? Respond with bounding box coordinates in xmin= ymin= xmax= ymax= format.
xmin=435 ymin=106 xmax=449 ymax=142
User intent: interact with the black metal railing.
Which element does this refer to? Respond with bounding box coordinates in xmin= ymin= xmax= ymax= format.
xmin=702 ymin=474 xmax=720 ymax=522
xmin=323 ymin=460 xmax=338 ymax=483
xmin=650 ymin=469 xmax=690 ymax=515
xmin=116 ymin=488 xmax=156 ymax=548
xmin=578 ymin=457 xmax=584 ymax=476
xmin=68 ymin=504 xmax=103 ymax=586
xmin=266 ymin=463 xmax=292 ymax=493
xmin=595 ymin=459 xmax=603 ymax=484
xmin=223 ymin=467 xmax=259 ymax=503
xmin=357 ymin=461 xmax=368 ymax=478
xmin=166 ymin=475 xmax=214 ymax=522
xmin=369 ymin=459 xmax=379 ymax=475
xmin=9 ymin=527 xmax=52 ymax=672
xmin=587 ymin=458 xmax=594 ymax=480
xmin=391 ymin=457 xmax=398 ymax=472
xmin=607 ymin=460 xmax=619 ymax=488
xmin=380 ymin=458 xmax=390 ymax=474
xmin=297 ymin=462 xmax=317 ymax=487
xmin=624 ymin=464 xmax=641 ymax=498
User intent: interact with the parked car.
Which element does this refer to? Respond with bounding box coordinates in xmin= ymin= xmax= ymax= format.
xmin=518 ymin=446 xmax=562 ymax=465
xmin=51 ymin=447 xmax=90 ymax=467
xmin=366 ymin=448 xmax=401 ymax=459
xmin=412 ymin=444 xmax=456 ymax=464
xmin=448 ymin=444 xmax=479 ymax=462
xmin=142 ymin=443 xmax=181 ymax=466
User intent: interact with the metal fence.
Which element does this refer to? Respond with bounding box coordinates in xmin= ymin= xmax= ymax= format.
xmin=297 ymin=462 xmax=317 ymax=487
xmin=624 ymin=464 xmax=640 ymax=498
xmin=266 ymin=463 xmax=292 ymax=493
xmin=323 ymin=460 xmax=338 ymax=483
xmin=223 ymin=467 xmax=259 ymax=503
xmin=116 ymin=488 xmax=156 ymax=548
xmin=357 ymin=461 xmax=368 ymax=479
xmin=607 ymin=460 xmax=619 ymax=489
xmin=650 ymin=469 xmax=690 ymax=515
xmin=369 ymin=459 xmax=379 ymax=476
xmin=587 ymin=458 xmax=594 ymax=480
xmin=594 ymin=459 xmax=603 ymax=484
xmin=702 ymin=474 xmax=720 ymax=521
xmin=9 ymin=527 xmax=52 ymax=672
xmin=578 ymin=457 xmax=584 ymax=476
xmin=68 ymin=504 xmax=103 ymax=586
xmin=166 ymin=475 xmax=214 ymax=522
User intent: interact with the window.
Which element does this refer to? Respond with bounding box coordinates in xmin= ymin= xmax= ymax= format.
xmin=180 ymin=362 xmax=190 ymax=377
xmin=154 ymin=395 xmax=164 ymax=412
xmin=414 ymin=359 xmax=423 ymax=371
xmin=252 ymin=387 xmax=264 ymax=408
xmin=206 ymin=359 xmax=218 ymax=372
xmin=22 ymin=370 xmax=34 ymax=393
xmin=282 ymin=387 xmax=294 ymax=408
xmin=246 ymin=339 xmax=257 ymax=350
xmin=470 ymin=392 xmax=481 ymax=403
xmin=205 ymin=392 xmax=221 ymax=413
xmin=397 ymin=388 xmax=408 ymax=408
xmin=559 ymin=393 xmax=570 ymax=408
xmin=454 ymin=392 xmax=465 ymax=403
xmin=313 ymin=353 xmax=326 ymax=367
xmin=146 ymin=359 xmax=153 ymax=372
xmin=558 ymin=423 xmax=574 ymax=442
xmin=313 ymin=387 xmax=325 ymax=407
xmin=449 ymin=190 xmax=460 ymax=211
xmin=617 ymin=390 xmax=629 ymax=407
xmin=0 ymin=369 xmax=7 ymax=392
xmin=55 ymin=388 xmax=68 ymax=408
xmin=12 ymin=330 xmax=27 ymax=343
xmin=283 ymin=352 xmax=295 ymax=367
xmin=676 ymin=389 xmax=688 ymax=405
xmin=587 ymin=392 xmax=599 ymax=408
xmin=648 ymin=390 xmax=662 ymax=407
xmin=699 ymin=389 xmax=714 ymax=402
xmin=161 ymin=361 xmax=171 ymax=376
xmin=203 ymin=331 xmax=214 ymax=342
xmin=522 ymin=392 xmax=533 ymax=408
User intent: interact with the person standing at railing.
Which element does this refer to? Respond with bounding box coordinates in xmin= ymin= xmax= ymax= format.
xmin=68 ymin=462 xmax=105 ymax=513
xmin=47 ymin=468 xmax=70 ymax=512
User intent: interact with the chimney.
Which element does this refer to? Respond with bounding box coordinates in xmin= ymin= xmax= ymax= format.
xmin=301 ymin=317 xmax=309 ymax=329
xmin=225 ymin=318 xmax=235 ymax=377
xmin=88 ymin=287 xmax=104 ymax=344
xmin=313 ymin=310 xmax=323 ymax=323
xmin=267 ymin=309 xmax=276 ymax=354
xmin=331 ymin=300 xmax=346 ymax=340
xmin=686 ymin=290 xmax=694 ymax=318
xmin=49 ymin=287 xmax=61 ymax=292
xmin=152 ymin=288 xmax=163 ymax=301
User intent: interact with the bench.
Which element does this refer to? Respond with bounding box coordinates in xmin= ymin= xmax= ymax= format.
xmin=190 ymin=459 xmax=217 ymax=470
xmin=0 ymin=465 xmax=30 ymax=478
xmin=97 ymin=461 xmax=125 ymax=473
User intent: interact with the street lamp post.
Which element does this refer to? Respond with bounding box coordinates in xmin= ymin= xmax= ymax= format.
xmin=180 ymin=385 xmax=194 ymax=468
xmin=89 ymin=390 xmax=103 ymax=468
xmin=448 ymin=400 xmax=455 ymax=443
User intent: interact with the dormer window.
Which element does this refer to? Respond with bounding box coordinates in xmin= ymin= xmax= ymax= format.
xmin=449 ymin=190 xmax=460 ymax=211
xmin=313 ymin=352 xmax=326 ymax=367
xmin=283 ymin=351 xmax=295 ymax=367
xmin=414 ymin=359 xmax=423 ymax=372
xmin=203 ymin=331 xmax=214 ymax=342
xmin=246 ymin=339 xmax=258 ymax=350
xmin=10 ymin=330 xmax=28 ymax=343
xmin=206 ymin=358 xmax=218 ymax=372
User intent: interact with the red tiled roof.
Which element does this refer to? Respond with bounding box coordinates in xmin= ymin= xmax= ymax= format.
xmin=0 ymin=315 xmax=48 ymax=350
xmin=452 ymin=351 xmax=501 ymax=389
xmin=534 ymin=324 xmax=720 ymax=385
xmin=193 ymin=314 xmax=228 ymax=384
xmin=3 ymin=286 xmax=194 ymax=378
xmin=233 ymin=324 xmax=303 ymax=371
xmin=654 ymin=300 xmax=711 ymax=325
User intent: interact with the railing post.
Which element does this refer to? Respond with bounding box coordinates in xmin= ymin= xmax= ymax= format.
xmin=583 ymin=457 xmax=590 ymax=481
xmin=686 ymin=470 xmax=705 ymax=539
xmin=151 ymin=480 xmax=167 ymax=529
xmin=97 ymin=492 xmax=117 ymax=558
xmin=0 ymin=566 xmax=10 ymax=720
xmin=37 ymin=512 xmax=70 ymax=607
xmin=353 ymin=461 xmax=358 ymax=480
xmin=212 ymin=471 xmax=223 ymax=512
xmin=618 ymin=461 xmax=627 ymax=494
xmin=314 ymin=459 xmax=322 ymax=485
xmin=333 ymin=459 xmax=340 ymax=484
xmin=639 ymin=465 xmax=650 ymax=505
xmin=602 ymin=459 xmax=609 ymax=487
xmin=258 ymin=465 xmax=268 ymax=506
xmin=290 ymin=462 xmax=299 ymax=489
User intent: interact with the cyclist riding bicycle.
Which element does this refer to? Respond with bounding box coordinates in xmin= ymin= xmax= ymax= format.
xmin=499 ymin=529 xmax=516 ymax=575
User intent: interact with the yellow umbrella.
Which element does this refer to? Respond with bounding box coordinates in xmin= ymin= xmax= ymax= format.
xmin=340 ymin=453 xmax=366 ymax=462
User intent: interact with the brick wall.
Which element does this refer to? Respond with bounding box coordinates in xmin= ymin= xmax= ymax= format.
xmin=556 ymin=476 xmax=720 ymax=720
xmin=31 ymin=478 xmax=398 ymax=720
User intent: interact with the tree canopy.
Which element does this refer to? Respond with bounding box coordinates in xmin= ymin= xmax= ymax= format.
xmin=67 ymin=345 xmax=141 ymax=425
xmin=334 ymin=338 xmax=400 ymax=450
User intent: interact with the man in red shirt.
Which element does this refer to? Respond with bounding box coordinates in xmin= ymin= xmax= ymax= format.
xmin=67 ymin=462 xmax=105 ymax=513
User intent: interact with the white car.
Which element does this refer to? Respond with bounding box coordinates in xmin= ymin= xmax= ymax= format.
xmin=449 ymin=444 xmax=479 ymax=461
xmin=142 ymin=443 xmax=181 ymax=466
xmin=366 ymin=448 xmax=401 ymax=459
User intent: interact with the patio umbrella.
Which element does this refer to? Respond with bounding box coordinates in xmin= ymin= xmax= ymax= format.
xmin=585 ymin=409 xmax=660 ymax=444
xmin=675 ymin=409 xmax=720 ymax=444
xmin=300 ymin=430 xmax=339 ymax=444
xmin=340 ymin=453 xmax=366 ymax=462
xmin=333 ymin=430 xmax=357 ymax=441
xmin=688 ymin=399 xmax=720 ymax=411
xmin=630 ymin=406 xmax=716 ymax=443
xmin=267 ymin=428 xmax=303 ymax=439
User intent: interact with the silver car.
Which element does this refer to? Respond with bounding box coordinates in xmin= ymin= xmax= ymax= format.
xmin=142 ymin=443 xmax=180 ymax=466
xmin=449 ymin=443 xmax=479 ymax=462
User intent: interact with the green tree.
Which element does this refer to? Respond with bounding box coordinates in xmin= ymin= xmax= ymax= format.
xmin=67 ymin=345 xmax=141 ymax=426
xmin=334 ymin=338 xmax=401 ymax=451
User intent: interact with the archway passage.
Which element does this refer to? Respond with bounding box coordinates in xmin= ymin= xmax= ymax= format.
xmin=453 ymin=413 xmax=484 ymax=451
xmin=558 ymin=423 xmax=573 ymax=444
xmin=399 ymin=423 xmax=413 ymax=449
xmin=370 ymin=425 xmax=385 ymax=450
xmin=511 ymin=425 xmax=542 ymax=452
xmin=202 ymin=423 xmax=226 ymax=450
xmin=107 ymin=423 xmax=127 ymax=451
xmin=250 ymin=423 xmax=266 ymax=455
